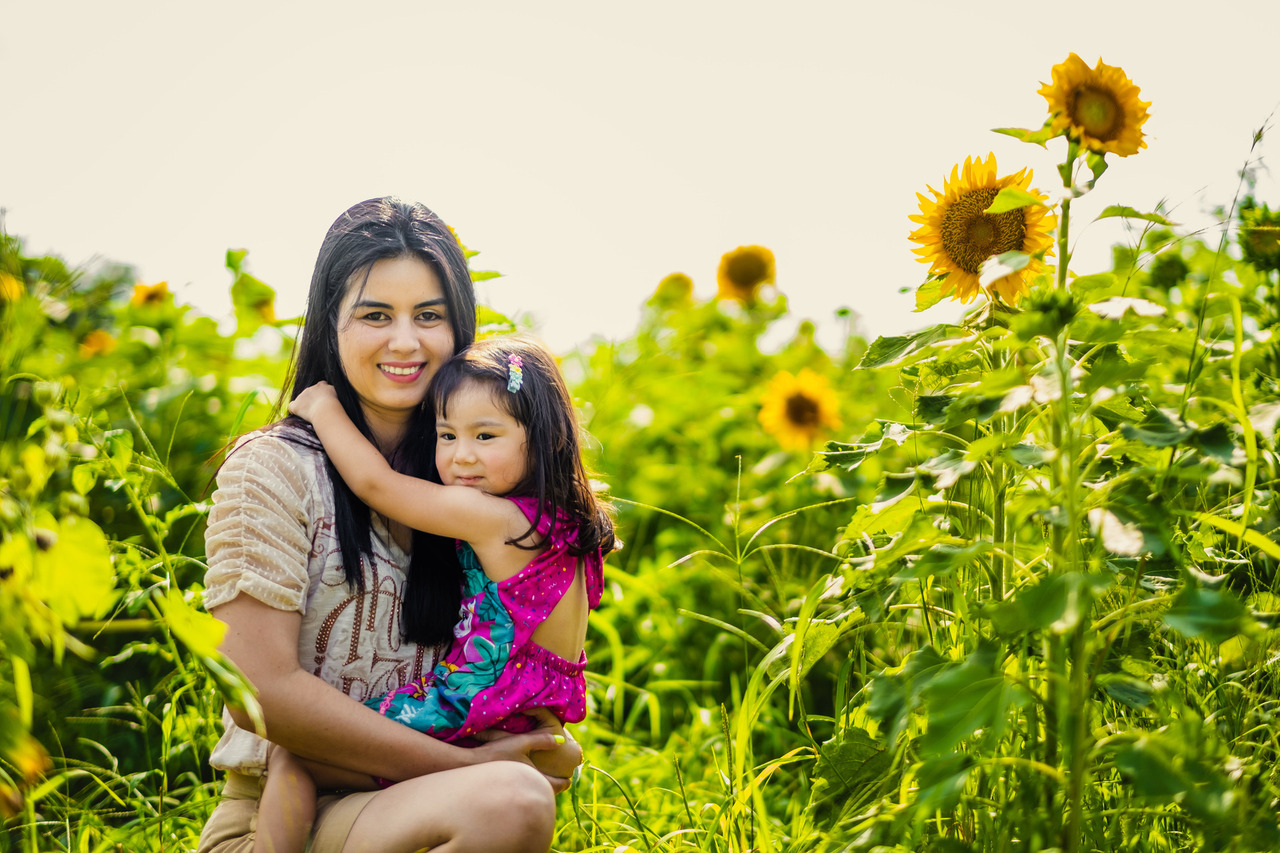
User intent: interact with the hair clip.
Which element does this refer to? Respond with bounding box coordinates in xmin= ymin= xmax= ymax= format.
xmin=506 ymin=355 xmax=524 ymax=393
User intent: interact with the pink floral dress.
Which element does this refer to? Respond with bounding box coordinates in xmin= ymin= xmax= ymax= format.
xmin=366 ymin=497 xmax=604 ymax=742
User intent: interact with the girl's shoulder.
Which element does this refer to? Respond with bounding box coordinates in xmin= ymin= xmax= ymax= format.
xmin=505 ymin=496 xmax=580 ymax=544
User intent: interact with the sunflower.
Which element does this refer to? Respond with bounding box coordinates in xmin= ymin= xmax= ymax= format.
xmin=649 ymin=272 xmax=694 ymax=309
xmin=1039 ymin=53 xmax=1150 ymax=157
xmin=1240 ymin=202 xmax=1280 ymax=273
xmin=0 ymin=271 xmax=23 ymax=302
xmin=909 ymin=154 xmax=1056 ymax=304
xmin=130 ymin=281 xmax=170 ymax=307
xmin=78 ymin=329 xmax=117 ymax=358
xmin=758 ymin=368 xmax=841 ymax=451
xmin=717 ymin=245 xmax=775 ymax=305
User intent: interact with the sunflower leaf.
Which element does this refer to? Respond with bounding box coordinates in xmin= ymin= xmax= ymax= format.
xmin=979 ymin=252 xmax=1030 ymax=288
xmin=991 ymin=118 xmax=1057 ymax=147
xmin=1096 ymin=206 xmax=1179 ymax=227
xmin=985 ymin=188 xmax=1044 ymax=214
xmin=1085 ymin=151 xmax=1109 ymax=187
xmin=914 ymin=278 xmax=946 ymax=312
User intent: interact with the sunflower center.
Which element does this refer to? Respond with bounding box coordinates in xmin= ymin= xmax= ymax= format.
xmin=785 ymin=392 xmax=820 ymax=429
xmin=1071 ymin=86 xmax=1121 ymax=141
xmin=939 ymin=187 xmax=1027 ymax=275
xmin=725 ymin=253 xmax=769 ymax=290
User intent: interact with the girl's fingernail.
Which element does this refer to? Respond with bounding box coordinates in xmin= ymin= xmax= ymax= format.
xmin=553 ymin=735 xmax=566 ymax=744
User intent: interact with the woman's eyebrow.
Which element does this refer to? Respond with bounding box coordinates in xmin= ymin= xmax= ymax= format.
xmin=351 ymin=297 xmax=448 ymax=310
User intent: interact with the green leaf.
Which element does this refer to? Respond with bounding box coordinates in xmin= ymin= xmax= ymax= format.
xmin=986 ymin=188 xmax=1045 ymax=214
xmin=157 ymin=588 xmax=227 ymax=658
xmin=1068 ymin=272 xmax=1119 ymax=300
xmin=900 ymin=541 xmax=992 ymax=581
xmin=1192 ymin=513 xmax=1280 ymax=561
xmin=225 ymin=248 xmax=248 ymax=275
xmin=916 ymin=449 xmax=976 ymax=490
xmin=986 ymin=572 xmax=1110 ymax=636
xmin=1098 ymin=674 xmax=1154 ymax=709
xmin=920 ymin=643 xmax=1027 ymax=755
xmin=469 ymin=269 xmax=502 ymax=283
xmin=1121 ymin=408 xmax=1194 ymax=447
xmin=1190 ymin=422 xmax=1235 ymax=463
xmin=31 ymin=515 xmax=117 ymax=624
xmin=914 ymin=277 xmax=946 ymax=312
xmin=808 ymin=727 xmax=892 ymax=821
xmin=71 ymin=464 xmax=97 ymax=496
xmin=1164 ymin=584 xmax=1254 ymax=643
xmin=991 ymin=118 xmax=1057 ymax=147
xmin=230 ymin=272 xmax=278 ymax=337
xmin=1085 ymin=151 xmax=1109 ymax=186
xmin=1096 ymin=205 xmax=1179 ymax=227
xmin=857 ymin=325 xmax=967 ymax=370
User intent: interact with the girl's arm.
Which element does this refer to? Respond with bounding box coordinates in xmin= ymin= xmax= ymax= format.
xmin=289 ymin=383 xmax=520 ymax=548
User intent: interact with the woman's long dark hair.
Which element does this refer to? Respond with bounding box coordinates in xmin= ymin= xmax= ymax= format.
xmin=273 ymin=197 xmax=476 ymax=647
xmin=429 ymin=335 xmax=617 ymax=560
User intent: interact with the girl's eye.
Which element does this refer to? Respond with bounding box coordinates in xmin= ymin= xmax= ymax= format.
xmin=437 ymin=431 xmax=455 ymax=441
xmin=477 ymin=432 xmax=494 ymax=441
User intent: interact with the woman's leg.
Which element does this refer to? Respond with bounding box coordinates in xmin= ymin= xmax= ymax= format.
xmin=254 ymin=746 xmax=316 ymax=853
xmin=340 ymin=762 xmax=555 ymax=853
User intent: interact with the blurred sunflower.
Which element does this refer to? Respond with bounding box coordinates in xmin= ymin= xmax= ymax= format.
xmin=649 ymin=272 xmax=694 ymax=309
xmin=1239 ymin=201 xmax=1280 ymax=273
xmin=1039 ymin=53 xmax=1150 ymax=157
xmin=0 ymin=271 xmax=23 ymax=301
xmin=909 ymin=153 xmax=1056 ymax=304
xmin=130 ymin=280 xmax=170 ymax=307
xmin=758 ymin=368 xmax=841 ymax=451
xmin=717 ymin=245 xmax=775 ymax=305
xmin=78 ymin=329 xmax=117 ymax=358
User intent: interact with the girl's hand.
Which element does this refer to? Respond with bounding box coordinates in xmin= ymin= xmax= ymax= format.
xmin=289 ymin=381 xmax=339 ymax=423
xmin=472 ymin=709 xmax=582 ymax=793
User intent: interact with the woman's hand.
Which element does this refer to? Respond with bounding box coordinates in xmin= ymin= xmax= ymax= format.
xmin=472 ymin=708 xmax=583 ymax=793
xmin=288 ymin=381 xmax=340 ymax=423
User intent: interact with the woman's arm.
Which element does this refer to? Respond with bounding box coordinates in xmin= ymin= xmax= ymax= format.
xmin=289 ymin=383 xmax=519 ymax=548
xmin=212 ymin=593 xmax=577 ymax=789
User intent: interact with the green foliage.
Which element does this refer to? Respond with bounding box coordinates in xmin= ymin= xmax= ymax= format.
xmin=1 ymin=99 xmax=1279 ymax=853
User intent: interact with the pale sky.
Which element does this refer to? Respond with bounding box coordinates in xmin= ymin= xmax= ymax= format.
xmin=4 ymin=1 xmax=1278 ymax=353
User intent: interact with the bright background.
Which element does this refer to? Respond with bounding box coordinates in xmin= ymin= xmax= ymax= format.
xmin=4 ymin=1 xmax=1279 ymax=351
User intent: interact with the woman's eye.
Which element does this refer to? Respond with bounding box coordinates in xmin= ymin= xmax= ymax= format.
xmin=417 ymin=311 xmax=443 ymax=323
xmin=361 ymin=311 xmax=388 ymax=322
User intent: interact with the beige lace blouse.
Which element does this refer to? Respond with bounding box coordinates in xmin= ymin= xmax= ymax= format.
xmin=203 ymin=428 xmax=433 ymax=774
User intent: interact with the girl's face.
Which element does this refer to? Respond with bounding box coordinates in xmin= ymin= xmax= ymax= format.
xmin=336 ymin=254 xmax=455 ymax=448
xmin=435 ymin=381 xmax=529 ymax=497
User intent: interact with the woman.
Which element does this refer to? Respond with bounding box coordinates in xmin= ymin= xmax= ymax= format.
xmin=197 ymin=197 xmax=580 ymax=853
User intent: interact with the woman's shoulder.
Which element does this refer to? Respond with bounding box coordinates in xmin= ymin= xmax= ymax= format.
xmin=217 ymin=421 xmax=329 ymax=496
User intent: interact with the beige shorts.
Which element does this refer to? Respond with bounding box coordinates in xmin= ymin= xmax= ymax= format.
xmin=195 ymin=771 xmax=378 ymax=853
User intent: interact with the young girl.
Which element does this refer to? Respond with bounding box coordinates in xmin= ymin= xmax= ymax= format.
xmin=254 ymin=335 xmax=615 ymax=853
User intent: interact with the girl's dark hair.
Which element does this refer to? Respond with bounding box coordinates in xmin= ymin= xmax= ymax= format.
xmin=430 ymin=335 xmax=617 ymax=560
xmin=273 ymin=196 xmax=476 ymax=646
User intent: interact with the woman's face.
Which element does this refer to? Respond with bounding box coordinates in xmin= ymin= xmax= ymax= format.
xmin=336 ymin=254 xmax=455 ymax=448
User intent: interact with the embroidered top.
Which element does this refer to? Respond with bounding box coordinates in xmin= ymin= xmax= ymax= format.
xmin=370 ymin=496 xmax=604 ymax=740
xmin=203 ymin=428 xmax=433 ymax=774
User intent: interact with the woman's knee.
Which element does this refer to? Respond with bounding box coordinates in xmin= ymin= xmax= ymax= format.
xmin=470 ymin=763 xmax=556 ymax=845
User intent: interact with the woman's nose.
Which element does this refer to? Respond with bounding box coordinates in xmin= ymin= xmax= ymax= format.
xmin=387 ymin=317 xmax=419 ymax=352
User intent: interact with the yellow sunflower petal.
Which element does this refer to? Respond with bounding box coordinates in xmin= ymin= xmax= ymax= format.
xmin=908 ymin=153 xmax=1057 ymax=305
xmin=1039 ymin=53 xmax=1150 ymax=157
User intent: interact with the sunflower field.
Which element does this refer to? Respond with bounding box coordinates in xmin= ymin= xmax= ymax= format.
xmin=2 ymin=53 xmax=1280 ymax=852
